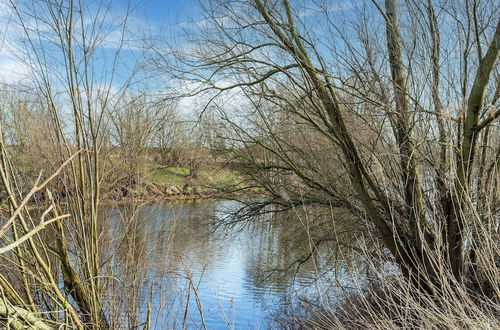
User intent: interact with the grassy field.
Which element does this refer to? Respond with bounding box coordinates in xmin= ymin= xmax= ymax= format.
xmin=150 ymin=165 xmax=247 ymax=190
xmin=151 ymin=166 xmax=190 ymax=185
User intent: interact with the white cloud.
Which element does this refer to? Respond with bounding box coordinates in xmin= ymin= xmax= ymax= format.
xmin=173 ymin=79 xmax=250 ymax=122
xmin=0 ymin=56 xmax=30 ymax=84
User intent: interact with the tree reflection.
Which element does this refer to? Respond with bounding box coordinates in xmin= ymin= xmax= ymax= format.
xmin=97 ymin=200 xmax=369 ymax=328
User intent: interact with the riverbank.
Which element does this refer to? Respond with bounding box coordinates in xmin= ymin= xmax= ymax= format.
xmin=101 ymin=165 xmax=264 ymax=204
xmin=3 ymin=165 xmax=262 ymax=209
xmin=101 ymin=181 xmax=264 ymax=205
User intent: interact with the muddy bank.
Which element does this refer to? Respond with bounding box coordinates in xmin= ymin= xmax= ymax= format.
xmin=101 ymin=181 xmax=264 ymax=204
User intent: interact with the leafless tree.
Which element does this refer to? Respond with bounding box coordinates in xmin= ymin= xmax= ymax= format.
xmin=158 ymin=0 xmax=500 ymax=295
xmin=0 ymin=0 xmax=143 ymax=327
xmin=109 ymin=94 xmax=176 ymax=188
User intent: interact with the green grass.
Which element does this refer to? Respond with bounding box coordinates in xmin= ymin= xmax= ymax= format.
xmin=151 ymin=166 xmax=190 ymax=185
xmin=150 ymin=165 xmax=248 ymax=189
xmin=198 ymin=167 xmax=245 ymax=187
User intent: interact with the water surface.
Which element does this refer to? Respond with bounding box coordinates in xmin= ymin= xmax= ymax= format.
xmin=101 ymin=200 xmax=364 ymax=329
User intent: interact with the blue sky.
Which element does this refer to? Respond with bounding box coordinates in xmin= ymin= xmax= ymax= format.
xmin=0 ymin=0 xmax=203 ymax=86
xmin=0 ymin=0 xmax=361 ymax=87
xmin=134 ymin=0 xmax=200 ymax=25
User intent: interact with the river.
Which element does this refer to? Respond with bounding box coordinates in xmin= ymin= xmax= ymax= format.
xmin=99 ymin=200 xmax=366 ymax=329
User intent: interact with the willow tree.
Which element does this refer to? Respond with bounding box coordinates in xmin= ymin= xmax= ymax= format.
xmin=163 ymin=0 xmax=500 ymax=293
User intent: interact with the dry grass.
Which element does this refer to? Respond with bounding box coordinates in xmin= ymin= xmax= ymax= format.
xmin=298 ymin=217 xmax=500 ymax=330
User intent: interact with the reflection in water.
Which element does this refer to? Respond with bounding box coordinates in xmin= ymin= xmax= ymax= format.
xmin=99 ymin=200 xmax=366 ymax=329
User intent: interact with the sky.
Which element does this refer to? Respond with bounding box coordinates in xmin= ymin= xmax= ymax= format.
xmin=0 ymin=0 xmax=471 ymax=115
xmin=134 ymin=0 xmax=200 ymax=25
xmin=0 ymin=0 xmax=358 ymax=79
xmin=0 ymin=0 xmax=490 ymax=135
xmin=0 ymin=0 xmax=203 ymax=86
xmin=0 ymin=0 xmax=368 ymax=121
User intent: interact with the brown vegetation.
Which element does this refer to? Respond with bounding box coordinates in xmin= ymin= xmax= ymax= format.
xmin=0 ymin=0 xmax=499 ymax=328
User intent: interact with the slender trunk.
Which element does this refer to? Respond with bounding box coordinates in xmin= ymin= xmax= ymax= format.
xmin=452 ymin=20 xmax=500 ymax=279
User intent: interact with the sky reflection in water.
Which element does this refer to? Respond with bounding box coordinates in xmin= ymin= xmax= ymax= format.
xmin=101 ymin=200 xmax=364 ymax=329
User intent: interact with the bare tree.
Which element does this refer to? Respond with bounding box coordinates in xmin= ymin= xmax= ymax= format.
xmin=158 ymin=0 xmax=500 ymax=294
xmin=0 ymin=0 xmax=143 ymax=327
xmin=109 ymin=94 xmax=176 ymax=189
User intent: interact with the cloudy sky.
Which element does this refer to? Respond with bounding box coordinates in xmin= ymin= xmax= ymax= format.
xmin=0 ymin=0 xmax=203 ymax=85
xmin=0 ymin=0 xmax=364 ymax=119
